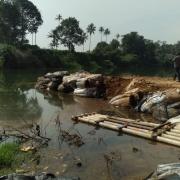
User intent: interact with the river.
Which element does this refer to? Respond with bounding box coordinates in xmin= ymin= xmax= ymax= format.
xmin=0 ymin=68 xmax=178 ymax=180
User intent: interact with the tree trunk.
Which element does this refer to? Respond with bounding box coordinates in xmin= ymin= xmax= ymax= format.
xmin=89 ymin=35 xmax=91 ymax=52
xmin=32 ymin=33 xmax=33 ymax=45
xmin=35 ymin=33 xmax=36 ymax=45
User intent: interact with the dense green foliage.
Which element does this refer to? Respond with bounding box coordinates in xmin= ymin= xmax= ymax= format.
xmin=0 ymin=0 xmax=179 ymax=70
xmin=0 ymin=0 xmax=43 ymax=46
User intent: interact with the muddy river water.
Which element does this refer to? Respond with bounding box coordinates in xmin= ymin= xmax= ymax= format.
xmin=0 ymin=69 xmax=179 ymax=180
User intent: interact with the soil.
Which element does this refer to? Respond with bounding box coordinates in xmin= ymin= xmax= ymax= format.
xmin=103 ymin=75 xmax=180 ymax=99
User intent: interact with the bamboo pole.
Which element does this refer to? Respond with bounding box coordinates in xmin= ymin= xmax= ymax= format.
xmin=71 ymin=112 xmax=97 ymax=120
xmin=104 ymin=121 xmax=180 ymax=141
xmin=170 ymin=129 xmax=180 ymax=134
xmin=173 ymin=126 xmax=180 ymax=130
xmin=98 ymin=122 xmax=180 ymax=146
xmin=161 ymin=134 xmax=180 ymax=141
xmin=108 ymin=117 xmax=159 ymax=128
xmin=165 ymin=131 xmax=180 ymax=137
xmin=76 ymin=116 xmax=180 ymax=147
xmin=103 ymin=121 xmax=152 ymax=134
xmin=108 ymin=116 xmax=160 ymax=126
xmin=106 ymin=118 xmax=154 ymax=130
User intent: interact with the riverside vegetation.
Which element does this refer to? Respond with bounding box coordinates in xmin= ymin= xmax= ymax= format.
xmin=0 ymin=1 xmax=180 ymax=70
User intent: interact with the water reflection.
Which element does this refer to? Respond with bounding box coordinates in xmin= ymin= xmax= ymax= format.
xmin=36 ymin=89 xmax=76 ymax=109
xmin=0 ymin=69 xmax=179 ymax=180
xmin=0 ymin=88 xmax=43 ymax=121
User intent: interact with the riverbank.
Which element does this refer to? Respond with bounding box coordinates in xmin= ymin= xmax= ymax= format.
xmin=104 ymin=75 xmax=180 ymax=99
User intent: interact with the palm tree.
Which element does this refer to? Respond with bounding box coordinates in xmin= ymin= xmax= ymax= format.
xmin=29 ymin=25 xmax=38 ymax=45
xmin=34 ymin=27 xmax=38 ymax=45
xmin=47 ymin=29 xmax=59 ymax=49
xmin=104 ymin=28 xmax=111 ymax=43
xmin=81 ymin=32 xmax=88 ymax=52
xmin=116 ymin=33 xmax=120 ymax=49
xmin=99 ymin=27 xmax=104 ymax=42
xmin=55 ymin=14 xmax=62 ymax=25
xmin=86 ymin=23 xmax=96 ymax=52
xmin=29 ymin=26 xmax=34 ymax=45
xmin=116 ymin=33 xmax=120 ymax=41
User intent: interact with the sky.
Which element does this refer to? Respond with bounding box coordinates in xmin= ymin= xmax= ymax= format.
xmin=27 ymin=0 xmax=180 ymax=52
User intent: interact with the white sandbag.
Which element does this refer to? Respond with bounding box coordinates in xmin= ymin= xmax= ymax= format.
xmin=152 ymin=104 xmax=180 ymax=122
xmin=87 ymin=74 xmax=103 ymax=87
xmin=75 ymin=71 xmax=90 ymax=78
xmin=53 ymin=71 xmax=69 ymax=77
xmin=76 ymin=78 xmax=88 ymax=89
xmin=44 ymin=72 xmax=53 ymax=78
xmin=147 ymin=163 xmax=180 ymax=180
xmin=63 ymin=76 xmax=79 ymax=88
xmin=139 ymin=92 xmax=164 ymax=113
xmin=109 ymin=88 xmax=139 ymax=106
xmin=47 ymin=81 xmax=58 ymax=90
xmin=139 ymin=89 xmax=180 ymax=113
xmin=109 ymin=94 xmax=131 ymax=106
xmin=74 ymin=87 xmax=97 ymax=97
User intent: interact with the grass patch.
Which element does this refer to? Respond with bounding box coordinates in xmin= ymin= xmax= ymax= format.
xmin=0 ymin=143 xmax=28 ymax=176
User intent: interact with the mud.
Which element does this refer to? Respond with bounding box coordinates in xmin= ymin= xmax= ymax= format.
xmin=104 ymin=75 xmax=180 ymax=99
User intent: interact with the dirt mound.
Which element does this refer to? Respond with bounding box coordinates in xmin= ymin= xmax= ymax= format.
xmin=104 ymin=75 xmax=180 ymax=99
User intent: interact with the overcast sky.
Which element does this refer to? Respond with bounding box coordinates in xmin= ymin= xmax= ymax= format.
xmin=27 ymin=0 xmax=180 ymax=52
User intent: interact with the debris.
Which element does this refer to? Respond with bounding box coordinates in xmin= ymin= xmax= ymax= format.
xmin=21 ymin=146 xmax=37 ymax=152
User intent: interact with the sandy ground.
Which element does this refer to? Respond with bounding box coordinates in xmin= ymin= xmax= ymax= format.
xmin=104 ymin=75 xmax=180 ymax=99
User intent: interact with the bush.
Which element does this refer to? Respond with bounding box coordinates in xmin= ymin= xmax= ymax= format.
xmin=0 ymin=143 xmax=29 ymax=176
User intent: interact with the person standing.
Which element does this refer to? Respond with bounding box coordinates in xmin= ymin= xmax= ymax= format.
xmin=173 ymin=53 xmax=180 ymax=81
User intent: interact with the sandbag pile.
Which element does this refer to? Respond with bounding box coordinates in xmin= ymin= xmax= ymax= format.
xmin=109 ymin=88 xmax=180 ymax=121
xmin=135 ymin=88 xmax=180 ymax=121
xmin=35 ymin=71 xmax=70 ymax=91
xmin=35 ymin=70 xmax=106 ymax=98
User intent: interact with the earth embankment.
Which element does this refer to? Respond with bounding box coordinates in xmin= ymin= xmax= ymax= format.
xmin=104 ymin=75 xmax=180 ymax=99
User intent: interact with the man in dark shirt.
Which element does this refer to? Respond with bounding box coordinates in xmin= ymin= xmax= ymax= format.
xmin=173 ymin=53 xmax=180 ymax=81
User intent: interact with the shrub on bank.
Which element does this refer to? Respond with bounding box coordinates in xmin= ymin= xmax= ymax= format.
xmin=0 ymin=143 xmax=27 ymax=175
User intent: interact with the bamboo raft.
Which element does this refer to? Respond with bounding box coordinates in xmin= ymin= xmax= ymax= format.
xmin=71 ymin=112 xmax=180 ymax=147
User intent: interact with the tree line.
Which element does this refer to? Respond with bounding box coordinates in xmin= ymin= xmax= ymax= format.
xmin=0 ymin=0 xmax=43 ymax=46
xmin=0 ymin=0 xmax=180 ymax=70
